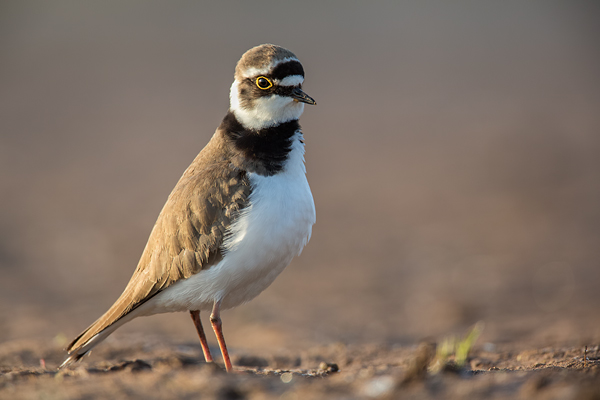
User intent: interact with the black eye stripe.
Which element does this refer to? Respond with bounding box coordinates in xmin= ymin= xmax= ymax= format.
xmin=274 ymin=86 xmax=293 ymax=96
xmin=270 ymin=60 xmax=304 ymax=81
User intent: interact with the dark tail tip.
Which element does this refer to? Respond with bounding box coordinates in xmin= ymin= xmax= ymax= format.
xmin=58 ymin=351 xmax=88 ymax=370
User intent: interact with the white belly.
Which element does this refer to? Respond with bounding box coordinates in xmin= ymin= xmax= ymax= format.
xmin=148 ymin=133 xmax=315 ymax=313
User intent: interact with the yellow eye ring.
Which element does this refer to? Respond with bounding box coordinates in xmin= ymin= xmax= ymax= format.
xmin=255 ymin=76 xmax=273 ymax=90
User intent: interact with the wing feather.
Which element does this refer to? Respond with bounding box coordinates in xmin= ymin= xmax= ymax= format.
xmin=66 ymin=133 xmax=250 ymax=355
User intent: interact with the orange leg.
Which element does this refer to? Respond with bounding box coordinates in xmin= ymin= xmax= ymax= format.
xmin=189 ymin=310 xmax=213 ymax=363
xmin=210 ymin=301 xmax=233 ymax=372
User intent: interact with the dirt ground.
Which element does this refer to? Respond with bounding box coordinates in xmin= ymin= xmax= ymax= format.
xmin=2 ymin=2 xmax=600 ymax=399
xmin=2 ymin=338 xmax=600 ymax=399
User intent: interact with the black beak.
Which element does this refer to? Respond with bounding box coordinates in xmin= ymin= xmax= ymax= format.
xmin=290 ymin=87 xmax=316 ymax=105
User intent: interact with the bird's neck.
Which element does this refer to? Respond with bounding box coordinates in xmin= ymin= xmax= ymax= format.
xmin=219 ymin=112 xmax=300 ymax=176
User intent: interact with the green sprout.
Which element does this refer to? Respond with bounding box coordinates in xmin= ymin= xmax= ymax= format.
xmin=430 ymin=322 xmax=484 ymax=373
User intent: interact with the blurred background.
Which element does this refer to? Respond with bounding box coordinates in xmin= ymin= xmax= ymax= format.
xmin=1 ymin=1 xmax=599 ymax=357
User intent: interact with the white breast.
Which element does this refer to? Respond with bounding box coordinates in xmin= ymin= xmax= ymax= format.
xmin=149 ymin=131 xmax=315 ymax=313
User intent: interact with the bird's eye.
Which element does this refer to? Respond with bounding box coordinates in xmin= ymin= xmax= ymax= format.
xmin=255 ymin=76 xmax=273 ymax=90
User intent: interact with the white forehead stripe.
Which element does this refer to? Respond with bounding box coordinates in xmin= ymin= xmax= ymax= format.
xmin=277 ymin=75 xmax=304 ymax=87
xmin=241 ymin=57 xmax=300 ymax=79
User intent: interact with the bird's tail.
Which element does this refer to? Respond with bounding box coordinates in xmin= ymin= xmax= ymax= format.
xmin=59 ymin=305 xmax=143 ymax=369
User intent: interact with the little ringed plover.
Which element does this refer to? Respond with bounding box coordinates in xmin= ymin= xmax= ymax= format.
xmin=60 ymin=44 xmax=317 ymax=372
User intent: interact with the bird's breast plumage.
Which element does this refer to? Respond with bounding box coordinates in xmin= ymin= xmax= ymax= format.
xmin=148 ymin=131 xmax=315 ymax=313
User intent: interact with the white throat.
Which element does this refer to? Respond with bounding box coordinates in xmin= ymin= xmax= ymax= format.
xmin=229 ymin=80 xmax=305 ymax=130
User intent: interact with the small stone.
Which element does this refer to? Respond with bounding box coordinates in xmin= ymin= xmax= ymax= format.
xmin=280 ymin=372 xmax=293 ymax=383
xmin=318 ymin=362 xmax=339 ymax=373
xmin=361 ymin=376 xmax=395 ymax=398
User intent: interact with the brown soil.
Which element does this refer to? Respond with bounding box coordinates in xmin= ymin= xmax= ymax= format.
xmin=2 ymin=339 xmax=600 ymax=399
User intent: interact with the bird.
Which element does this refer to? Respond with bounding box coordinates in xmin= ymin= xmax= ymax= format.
xmin=60 ymin=44 xmax=316 ymax=372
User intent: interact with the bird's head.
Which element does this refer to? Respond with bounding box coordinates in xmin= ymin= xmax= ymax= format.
xmin=229 ymin=44 xmax=316 ymax=131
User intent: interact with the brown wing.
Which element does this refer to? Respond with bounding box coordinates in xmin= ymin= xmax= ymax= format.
xmin=67 ymin=132 xmax=250 ymax=353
